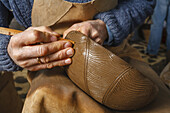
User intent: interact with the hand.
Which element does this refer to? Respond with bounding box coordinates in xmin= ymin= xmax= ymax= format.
xmin=8 ymin=26 xmax=74 ymax=71
xmin=63 ymin=20 xmax=108 ymax=45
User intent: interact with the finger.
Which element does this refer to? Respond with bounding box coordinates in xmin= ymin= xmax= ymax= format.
xmin=78 ymin=27 xmax=90 ymax=37
xmin=95 ymin=37 xmax=103 ymax=45
xmin=26 ymin=26 xmax=60 ymax=42
xmin=19 ymin=47 xmax=74 ymax=68
xmin=90 ymin=30 xmax=99 ymax=39
xmin=27 ymin=58 xmax=72 ymax=71
xmin=33 ymin=26 xmax=60 ymax=41
xmin=20 ymin=41 xmax=73 ymax=59
xmin=39 ymin=47 xmax=74 ymax=63
xmin=27 ymin=26 xmax=60 ymax=37
xmin=18 ymin=29 xmax=57 ymax=46
xmin=63 ymin=27 xmax=78 ymax=38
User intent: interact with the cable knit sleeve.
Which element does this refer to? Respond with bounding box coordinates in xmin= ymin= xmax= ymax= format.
xmin=0 ymin=35 xmax=23 ymax=71
xmin=94 ymin=0 xmax=155 ymax=46
xmin=0 ymin=1 xmax=23 ymax=71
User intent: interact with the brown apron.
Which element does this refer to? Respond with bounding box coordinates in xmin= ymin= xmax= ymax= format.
xmin=22 ymin=0 xmax=170 ymax=112
xmin=0 ymin=72 xmax=23 ymax=113
xmin=22 ymin=31 xmax=170 ymax=113
xmin=32 ymin=0 xmax=117 ymax=34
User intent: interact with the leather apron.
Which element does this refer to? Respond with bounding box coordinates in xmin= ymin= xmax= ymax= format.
xmin=32 ymin=0 xmax=143 ymax=62
xmin=23 ymin=0 xmax=169 ymax=112
xmin=0 ymin=72 xmax=23 ymax=113
xmin=32 ymin=0 xmax=118 ymax=34
xmin=22 ymin=31 xmax=170 ymax=113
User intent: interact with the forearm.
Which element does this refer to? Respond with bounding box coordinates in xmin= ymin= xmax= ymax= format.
xmin=94 ymin=0 xmax=155 ymax=46
xmin=0 ymin=1 xmax=22 ymax=71
xmin=0 ymin=34 xmax=23 ymax=71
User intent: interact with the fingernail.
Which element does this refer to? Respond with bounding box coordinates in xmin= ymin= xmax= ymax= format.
xmin=67 ymin=49 xmax=73 ymax=56
xmin=52 ymin=32 xmax=60 ymax=36
xmin=50 ymin=35 xmax=57 ymax=41
xmin=64 ymin=42 xmax=72 ymax=48
xmin=65 ymin=59 xmax=71 ymax=64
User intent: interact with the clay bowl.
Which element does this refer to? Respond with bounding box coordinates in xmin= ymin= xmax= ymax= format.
xmin=64 ymin=31 xmax=158 ymax=110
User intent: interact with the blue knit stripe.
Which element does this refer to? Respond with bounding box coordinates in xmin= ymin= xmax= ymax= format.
xmin=9 ymin=0 xmax=32 ymax=28
xmin=1 ymin=0 xmax=12 ymax=11
xmin=0 ymin=34 xmax=23 ymax=71
xmin=94 ymin=0 xmax=155 ymax=46
xmin=64 ymin=0 xmax=92 ymax=3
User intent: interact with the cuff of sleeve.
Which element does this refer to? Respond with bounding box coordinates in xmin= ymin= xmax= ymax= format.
xmin=103 ymin=25 xmax=114 ymax=46
xmin=0 ymin=34 xmax=23 ymax=71
xmin=94 ymin=12 xmax=124 ymax=46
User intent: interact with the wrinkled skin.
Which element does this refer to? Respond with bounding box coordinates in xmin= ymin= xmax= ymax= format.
xmin=8 ymin=26 xmax=74 ymax=71
xmin=64 ymin=20 xmax=108 ymax=45
xmin=7 ymin=20 xmax=108 ymax=71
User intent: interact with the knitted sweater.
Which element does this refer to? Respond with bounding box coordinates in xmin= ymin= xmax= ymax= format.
xmin=0 ymin=0 xmax=155 ymax=71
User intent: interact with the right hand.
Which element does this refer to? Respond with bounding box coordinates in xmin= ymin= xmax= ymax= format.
xmin=7 ymin=26 xmax=74 ymax=71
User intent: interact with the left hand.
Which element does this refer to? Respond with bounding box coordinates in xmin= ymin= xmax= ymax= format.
xmin=8 ymin=26 xmax=74 ymax=71
xmin=63 ymin=19 xmax=108 ymax=45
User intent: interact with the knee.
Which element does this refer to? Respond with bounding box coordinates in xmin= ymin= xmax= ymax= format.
xmin=103 ymin=68 xmax=159 ymax=110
